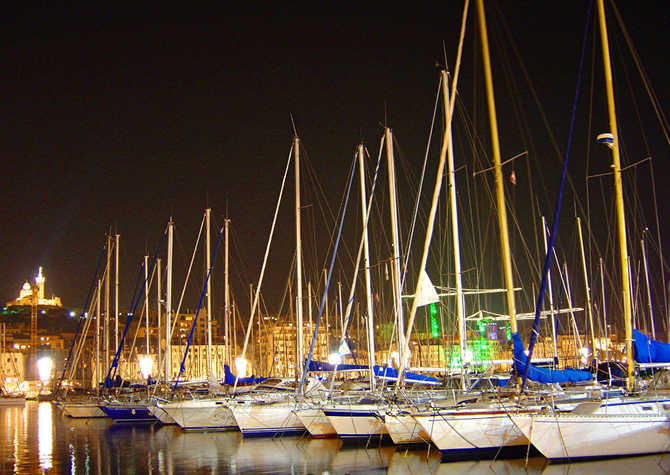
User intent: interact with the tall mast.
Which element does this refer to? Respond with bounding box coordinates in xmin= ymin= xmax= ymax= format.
xmin=641 ymin=235 xmax=655 ymax=338
xmin=294 ymin=136 xmax=304 ymax=379
xmin=115 ymin=233 xmax=120 ymax=358
xmin=399 ymin=70 xmax=462 ymax=385
xmin=577 ymin=217 xmax=596 ymax=362
xmin=206 ymin=208 xmax=213 ymax=374
xmin=165 ymin=221 xmax=173 ymax=384
xmin=477 ymin=0 xmax=517 ymax=333
xmin=358 ymin=144 xmax=376 ymax=382
xmin=224 ymin=217 xmax=231 ymax=366
xmin=105 ymin=233 xmax=111 ymax=375
xmin=96 ymin=279 xmax=101 ymax=389
xmin=596 ymin=0 xmax=634 ymax=390
xmin=157 ymin=257 xmax=162 ymax=380
xmin=144 ymin=254 xmax=150 ymax=362
xmin=542 ymin=216 xmax=559 ymax=358
xmin=385 ymin=127 xmax=406 ymax=365
xmin=443 ymin=71 xmax=466 ymax=379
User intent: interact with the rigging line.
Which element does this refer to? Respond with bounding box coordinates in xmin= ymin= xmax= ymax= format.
xmin=173 ymin=226 xmax=224 ymax=393
xmin=103 ymin=226 xmax=167 ymax=394
xmin=234 ymin=142 xmax=293 ymax=392
xmin=55 ymin=243 xmax=107 ymax=396
xmin=169 ymin=212 xmax=206 ymax=345
xmin=647 ymin=159 xmax=668 ymax=341
xmin=523 ymin=0 xmax=593 ymax=390
xmin=620 ymin=156 xmax=652 ymax=171
xmin=338 ymin=146 xmax=383 ymax=345
xmin=472 ymin=150 xmax=528 ymax=176
xmin=609 ymin=0 xmax=670 ymax=148
xmin=298 ymin=155 xmax=356 ymax=395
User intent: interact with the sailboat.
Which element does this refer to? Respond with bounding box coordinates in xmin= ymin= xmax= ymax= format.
xmin=509 ymin=0 xmax=670 ymax=462
xmin=0 ymin=323 xmax=26 ymax=406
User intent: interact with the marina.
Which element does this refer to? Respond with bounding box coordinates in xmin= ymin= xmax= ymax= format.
xmin=3 ymin=0 xmax=670 ymax=471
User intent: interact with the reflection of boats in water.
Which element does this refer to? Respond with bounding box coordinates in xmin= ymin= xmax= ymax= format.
xmin=163 ymin=430 xmax=342 ymax=473
xmin=540 ymin=454 xmax=670 ymax=475
xmin=0 ymin=395 xmax=26 ymax=406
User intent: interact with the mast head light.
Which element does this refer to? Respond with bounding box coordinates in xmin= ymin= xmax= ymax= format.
xmin=597 ymin=133 xmax=615 ymax=150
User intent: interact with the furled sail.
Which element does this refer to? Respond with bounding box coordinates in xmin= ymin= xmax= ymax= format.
xmin=633 ymin=329 xmax=670 ymax=364
xmin=513 ymin=333 xmax=592 ymax=384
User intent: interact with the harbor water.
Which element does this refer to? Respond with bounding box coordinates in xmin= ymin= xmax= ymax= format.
xmin=2 ymin=401 xmax=670 ymax=474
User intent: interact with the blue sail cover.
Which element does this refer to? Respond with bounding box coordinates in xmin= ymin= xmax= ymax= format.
xmin=307 ymin=361 xmax=370 ymax=372
xmin=512 ymin=333 xmax=592 ymax=384
xmin=372 ymin=366 xmax=438 ymax=385
xmin=306 ymin=361 xmax=438 ymax=385
xmin=633 ymin=329 xmax=670 ymax=364
xmin=223 ymin=364 xmax=270 ymax=385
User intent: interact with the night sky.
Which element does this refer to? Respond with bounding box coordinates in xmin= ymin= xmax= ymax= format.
xmin=2 ymin=2 xmax=669 ymax=325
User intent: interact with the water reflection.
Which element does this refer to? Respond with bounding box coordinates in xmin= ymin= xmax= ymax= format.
xmin=2 ymin=402 xmax=670 ymax=474
xmin=38 ymin=400 xmax=53 ymax=471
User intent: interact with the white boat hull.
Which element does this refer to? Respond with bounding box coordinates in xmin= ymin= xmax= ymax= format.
xmin=61 ymin=403 xmax=106 ymax=418
xmin=297 ymin=408 xmax=337 ymax=438
xmin=511 ymin=399 xmax=670 ymax=461
xmin=412 ymin=407 xmax=528 ymax=459
xmin=384 ymin=412 xmax=430 ymax=446
xmin=160 ymin=398 xmax=237 ymax=431
xmin=231 ymin=401 xmax=306 ymax=437
xmin=322 ymin=404 xmax=388 ymax=442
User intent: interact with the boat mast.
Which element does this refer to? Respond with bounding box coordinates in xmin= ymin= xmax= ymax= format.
xmin=157 ymin=257 xmax=162 ymax=381
xmin=542 ymin=216 xmax=559 ymax=358
xmin=398 ymin=70 xmax=463 ymax=385
xmin=165 ymin=220 xmax=173 ymax=385
xmin=96 ymin=279 xmax=101 ymax=389
xmin=358 ymin=144 xmax=377 ymax=383
xmin=294 ymin=136 xmax=304 ymax=380
xmin=385 ymin=127 xmax=406 ymax=366
xmin=641 ymin=235 xmax=655 ymax=339
xmin=577 ymin=217 xmax=597 ymax=363
xmin=105 ymin=233 xmax=111 ymax=376
xmin=224 ymin=217 xmax=231 ymax=366
xmin=596 ymin=0 xmax=634 ymax=390
xmin=477 ymin=0 xmax=517 ymax=334
xmin=115 ymin=233 xmax=120 ymax=359
xmin=206 ymin=208 xmax=213 ymax=376
xmin=144 ymin=254 xmax=150 ymax=370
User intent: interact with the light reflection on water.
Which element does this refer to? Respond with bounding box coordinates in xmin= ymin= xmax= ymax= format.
xmin=2 ymin=402 xmax=670 ymax=474
xmin=38 ymin=400 xmax=53 ymax=471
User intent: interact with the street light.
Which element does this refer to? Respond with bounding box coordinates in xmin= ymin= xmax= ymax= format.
xmin=139 ymin=356 xmax=153 ymax=380
xmin=37 ymin=357 xmax=53 ymax=383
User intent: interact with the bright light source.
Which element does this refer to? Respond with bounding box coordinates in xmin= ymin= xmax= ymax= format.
xmin=37 ymin=358 xmax=53 ymax=382
xmin=328 ymin=353 xmax=341 ymax=365
xmin=235 ymin=356 xmax=248 ymax=378
xmin=578 ymin=347 xmax=590 ymax=365
xmin=139 ymin=355 xmax=153 ymax=379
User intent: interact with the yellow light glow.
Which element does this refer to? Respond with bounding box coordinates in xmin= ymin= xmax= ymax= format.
xmin=139 ymin=355 xmax=153 ymax=379
xmin=37 ymin=358 xmax=53 ymax=382
xmin=234 ymin=356 xmax=248 ymax=378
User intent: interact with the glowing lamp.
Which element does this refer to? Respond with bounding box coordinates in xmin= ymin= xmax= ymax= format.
xmin=328 ymin=353 xmax=341 ymax=365
xmin=235 ymin=356 xmax=248 ymax=378
xmin=37 ymin=358 xmax=53 ymax=382
xmin=138 ymin=356 xmax=153 ymax=379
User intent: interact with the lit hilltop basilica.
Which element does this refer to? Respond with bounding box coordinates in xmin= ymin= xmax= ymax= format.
xmin=6 ymin=267 xmax=62 ymax=308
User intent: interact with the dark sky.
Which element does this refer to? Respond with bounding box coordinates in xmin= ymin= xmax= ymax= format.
xmin=2 ymin=2 xmax=669 ymax=322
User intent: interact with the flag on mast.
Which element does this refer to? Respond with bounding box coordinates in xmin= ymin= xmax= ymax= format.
xmin=414 ymin=270 xmax=440 ymax=307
